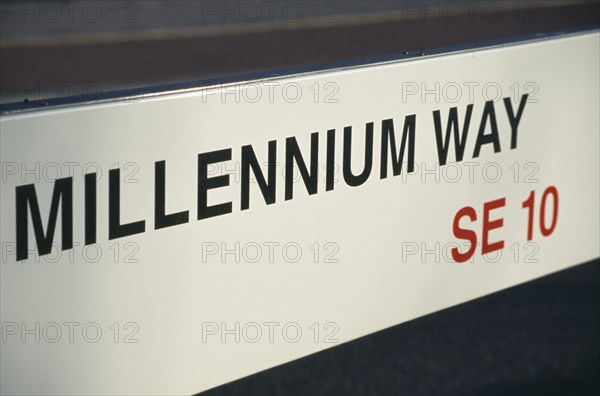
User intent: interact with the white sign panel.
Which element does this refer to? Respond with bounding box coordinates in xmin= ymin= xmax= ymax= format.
xmin=1 ymin=31 xmax=599 ymax=395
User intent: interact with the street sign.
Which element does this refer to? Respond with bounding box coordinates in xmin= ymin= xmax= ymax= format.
xmin=1 ymin=29 xmax=598 ymax=395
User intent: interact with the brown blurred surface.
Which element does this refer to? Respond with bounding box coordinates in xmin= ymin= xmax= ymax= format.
xmin=1 ymin=2 xmax=598 ymax=103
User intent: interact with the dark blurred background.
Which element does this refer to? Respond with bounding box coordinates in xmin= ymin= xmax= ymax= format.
xmin=1 ymin=0 xmax=599 ymax=103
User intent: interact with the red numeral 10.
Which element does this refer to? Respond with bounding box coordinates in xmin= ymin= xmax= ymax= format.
xmin=522 ymin=186 xmax=559 ymax=241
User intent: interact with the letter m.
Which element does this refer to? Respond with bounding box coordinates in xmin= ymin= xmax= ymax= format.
xmin=380 ymin=115 xmax=416 ymax=179
xmin=16 ymin=178 xmax=73 ymax=261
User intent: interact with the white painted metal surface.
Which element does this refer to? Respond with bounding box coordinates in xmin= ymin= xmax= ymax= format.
xmin=1 ymin=31 xmax=599 ymax=395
